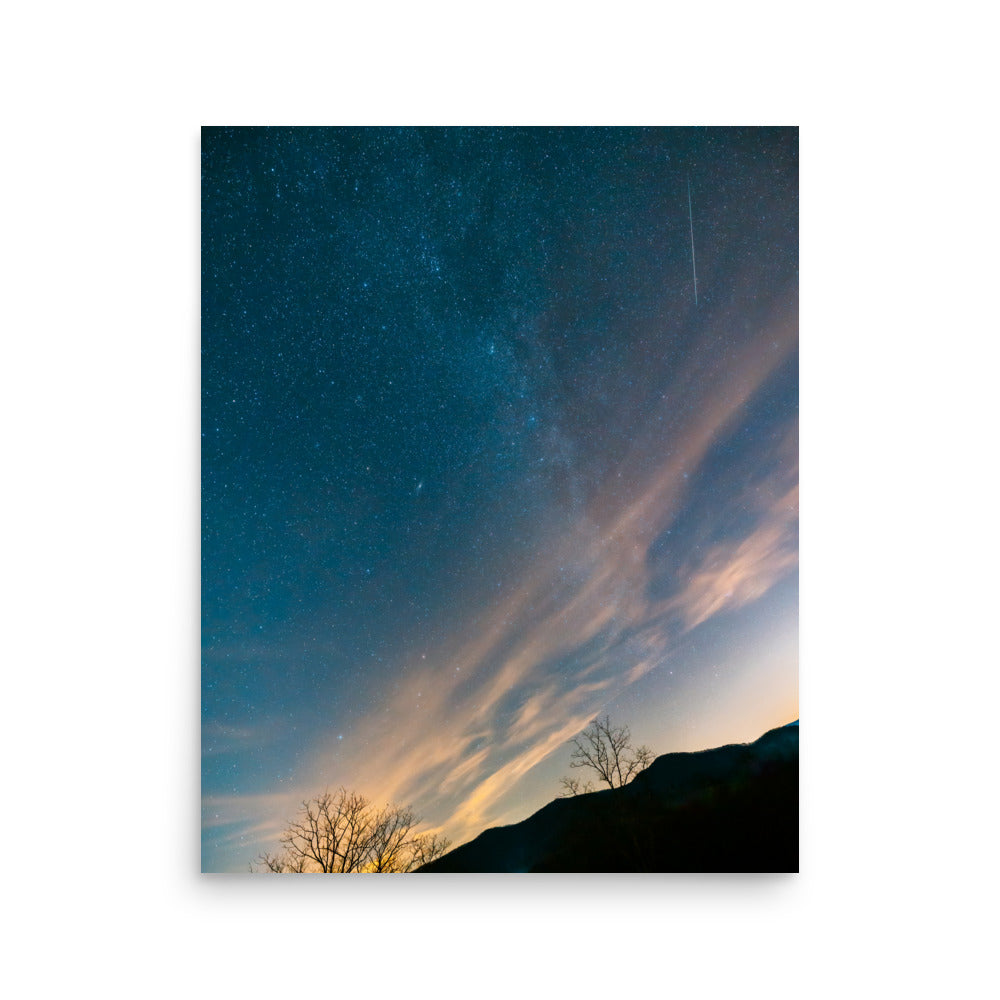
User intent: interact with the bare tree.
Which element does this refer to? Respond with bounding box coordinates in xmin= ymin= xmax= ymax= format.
xmin=255 ymin=852 xmax=308 ymax=873
xmin=253 ymin=787 xmax=451 ymax=873
xmin=562 ymin=716 xmax=654 ymax=792
xmin=408 ymin=832 xmax=452 ymax=869
xmin=558 ymin=775 xmax=594 ymax=797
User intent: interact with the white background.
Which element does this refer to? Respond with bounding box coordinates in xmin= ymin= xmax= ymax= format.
xmin=3 ymin=2 xmax=996 ymax=996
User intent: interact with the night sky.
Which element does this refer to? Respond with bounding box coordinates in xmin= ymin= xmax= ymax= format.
xmin=201 ymin=126 xmax=798 ymax=872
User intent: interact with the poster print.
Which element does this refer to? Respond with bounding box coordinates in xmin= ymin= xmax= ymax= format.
xmin=202 ymin=127 xmax=798 ymax=873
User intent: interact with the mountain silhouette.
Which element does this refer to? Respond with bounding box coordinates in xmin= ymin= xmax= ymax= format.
xmin=418 ymin=721 xmax=798 ymax=872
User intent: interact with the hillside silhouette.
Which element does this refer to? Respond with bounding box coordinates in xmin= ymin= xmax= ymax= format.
xmin=417 ymin=722 xmax=798 ymax=872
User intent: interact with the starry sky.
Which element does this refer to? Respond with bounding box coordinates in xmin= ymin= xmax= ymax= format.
xmin=201 ymin=126 xmax=798 ymax=872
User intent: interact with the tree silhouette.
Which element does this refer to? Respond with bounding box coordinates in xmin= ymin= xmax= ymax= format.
xmin=560 ymin=715 xmax=654 ymax=794
xmin=558 ymin=775 xmax=595 ymax=797
xmin=254 ymin=787 xmax=450 ymax=873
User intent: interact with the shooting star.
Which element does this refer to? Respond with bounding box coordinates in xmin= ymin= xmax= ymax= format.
xmin=687 ymin=175 xmax=698 ymax=306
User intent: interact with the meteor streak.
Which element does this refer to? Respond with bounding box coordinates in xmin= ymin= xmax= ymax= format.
xmin=687 ymin=175 xmax=698 ymax=306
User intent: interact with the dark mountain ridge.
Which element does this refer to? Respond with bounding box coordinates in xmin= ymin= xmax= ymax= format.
xmin=418 ymin=721 xmax=798 ymax=872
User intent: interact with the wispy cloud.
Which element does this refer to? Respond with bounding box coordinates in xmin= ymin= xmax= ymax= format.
xmin=201 ymin=791 xmax=304 ymax=869
xmin=294 ymin=302 xmax=799 ymax=848
xmin=201 ymin=722 xmax=259 ymax=756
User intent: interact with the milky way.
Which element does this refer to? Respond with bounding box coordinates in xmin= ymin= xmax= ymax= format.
xmin=201 ymin=127 xmax=798 ymax=871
